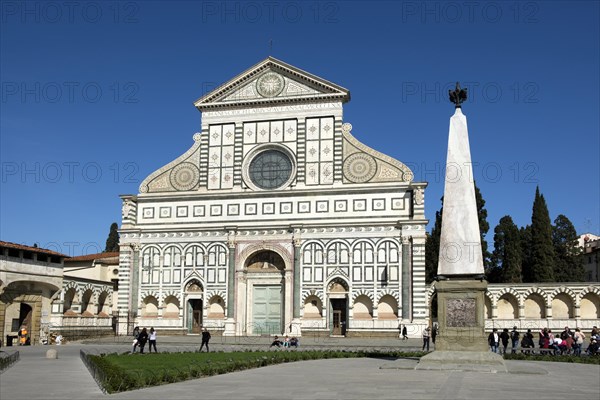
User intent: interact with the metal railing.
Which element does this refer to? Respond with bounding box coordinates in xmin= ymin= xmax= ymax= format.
xmin=0 ymin=350 xmax=20 ymax=373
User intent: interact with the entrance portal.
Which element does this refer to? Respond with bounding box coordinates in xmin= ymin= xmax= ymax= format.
xmin=19 ymin=303 xmax=33 ymax=330
xmin=330 ymin=298 xmax=347 ymax=336
xmin=187 ymin=299 xmax=203 ymax=333
xmin=252 ymin=286 xmax=282 ymax=335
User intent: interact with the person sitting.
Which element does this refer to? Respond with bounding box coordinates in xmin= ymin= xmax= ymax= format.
xmin=270 ymin=335 xmax=283 ymax=348
xmin=289 ymin=337 xmax=299 ymax=348
xmin=521 ymin=329 xmax=534 ymax=353
xmin=586 ymin=338 xmax=599 ymax=356
xmin=283 ymin=335 xmax=290 ymax=348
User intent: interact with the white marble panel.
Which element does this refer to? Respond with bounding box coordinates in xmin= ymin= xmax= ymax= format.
xmin=208 ymin=168 xmax=221 ymax=189
xmin=320 ymin=140 xmax=334 ymax=161
xmin=209 ymin=125 xmax=221 ymax=146
xmin=284 ymin=120 xmax=297 ymax=142
xmin=257 ymin=122 xmax=270 ymax=143
xmin=270 ymin=120 xmax=284 ymax=142
xmin=208 ymin=146 xmax=221 ymax=168
xmin=320 ymin=162 xmax=333 ymax=184
xmin=305 ymin=163 xmax=319 ymax=185
xmin=244 ymin=122 xmax=256 ymax=144
xmin=222 ymin=123 xmax=235 ymax=146
xmin=320 ymin=117 xmax=334 ymax=139
xmin=221 ymin=146 xmax=234 ymax=167
xmin=306 ymin=118 xmax=320 ymax=140
xmin=306 ymin=141 xmax=320 ymax=162
xmin=221 ymin=167 xmax=234 ymax=189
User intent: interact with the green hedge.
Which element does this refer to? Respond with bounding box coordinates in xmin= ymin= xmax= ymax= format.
xmin=86 ymin=350 xmax=426 ymax=393
xmin=503 ymin=353 xmax=600 ymax=364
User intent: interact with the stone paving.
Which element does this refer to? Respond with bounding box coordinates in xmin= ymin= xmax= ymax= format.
xmin=1 ymin=337 xmax=598 ymax=400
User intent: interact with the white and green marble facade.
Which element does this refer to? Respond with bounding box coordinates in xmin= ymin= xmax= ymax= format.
xmin=118 ymin=57 xmax=428 ymax=336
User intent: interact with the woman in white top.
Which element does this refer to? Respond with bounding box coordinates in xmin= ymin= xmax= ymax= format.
xmin=148 ymin=327 xmax=158 ymax=353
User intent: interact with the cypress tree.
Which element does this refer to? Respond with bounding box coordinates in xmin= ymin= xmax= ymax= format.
xmin=529 ymin=187 xmax=555 ymax=282
xmin=105 ymin=222 xmax=120 ymax=252
xmin=475 ymin=183 xmax=491 ymax=271
xmin=552 ymin=214 xmax=585 ymax=282
xmin=491 ymin=216 xmax=522 ymax=283
xmin=520 ymin=225 xmax=533 ymax=282
xmin=425 ymin=203 xmax=443 ymax=284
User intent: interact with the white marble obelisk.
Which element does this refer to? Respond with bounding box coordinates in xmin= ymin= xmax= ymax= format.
xmin=437 ymin=107 xmax=484 ymax=277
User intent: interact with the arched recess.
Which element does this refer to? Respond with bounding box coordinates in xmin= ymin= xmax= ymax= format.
xmin=580 ymin=292 xmax=600 ymax=319
xmin=497 ymin=293 xmax=519 ymax=319
xmin=97 ymin=291 xmax=110 ymax=316
xmin=353 ymin=295 xmax=373 ymax=319
xmin=207 ymin=295 xmax=225 ymax=319
xmin=142 ymin=295 xmax=159 ymax=318
xmin=303 ymin=295 xmax=323 ymax=318
xmin=378 ymin=294 xmax=398 ymax=319
xmin=551 ymin=293 xmax=574 ymax=319
xmin=80 ymin=289 xmax=95 ymax=316
xmin=63 ymin=287 xmax=78 ymax=315
xmin=163 ymin=295 xmax=180 ymax=319
xmin=484 ymin=295 xmax=492 ymax=319
xmin=524 ymin=293 xmax=546 ymax=318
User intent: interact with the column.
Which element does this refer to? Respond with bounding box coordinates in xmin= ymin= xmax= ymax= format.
xmin=293 ymin=237 xmax=301 ymax=318
xmin=401 ymin=236 xmax=411 ymax=319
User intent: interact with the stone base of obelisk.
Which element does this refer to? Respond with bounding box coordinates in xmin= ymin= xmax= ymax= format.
xmin=415 ymin=279 xmax=507 ymax=373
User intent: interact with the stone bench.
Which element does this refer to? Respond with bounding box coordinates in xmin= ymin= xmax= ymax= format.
xmin=513 ymin=347 xmax=556 ymax=355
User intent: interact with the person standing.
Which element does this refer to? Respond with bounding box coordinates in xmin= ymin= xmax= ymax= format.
xmin=137 ymin=327 xmax=149 ymax=354
xmin=402 ymin=325 xmax=408 ymax=340
xmin=500 ymin=328 xmax=510 ymax=354
xmin=431 ymin=324 xmax=438 ymax=345
xmin=148 ymin=327 xmax=158 ymax=353
xmin=510 ymin=326 xmax=520 ymax=353
xmin=200 ymin=327 xmax=211 ymax=352
xmin=422 ymin=327 xmax=430 ymax=351
xmin=488 ymin=328 xmax=499 ymax=353
xmin=132 ymin=326 xmax=140 ymax=353
xmin=573 ymin=328 xmax=585 ymax=356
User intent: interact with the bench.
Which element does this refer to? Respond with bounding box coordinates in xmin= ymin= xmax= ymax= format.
xmin=513 ymin=347 xmax=556 ymax=355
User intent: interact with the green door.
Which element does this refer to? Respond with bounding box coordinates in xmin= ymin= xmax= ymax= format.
xmin=253 ymin=286 xmax=282 ymax=335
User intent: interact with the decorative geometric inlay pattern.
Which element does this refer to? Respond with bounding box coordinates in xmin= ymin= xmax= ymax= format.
xmin=343 ymin=153 xmax=377 ymax=183
xmin=170 ymin=162 xmax=200 ymax=191
xmin=256 ymin=72 xmax=285 ymax=98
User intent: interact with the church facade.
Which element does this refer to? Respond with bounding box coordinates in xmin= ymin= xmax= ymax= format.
xmin=118 ymin=57 xmax=428 ymax=337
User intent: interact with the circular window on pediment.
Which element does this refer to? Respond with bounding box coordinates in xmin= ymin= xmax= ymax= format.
xmin=246 ymin=147 xmax=294 ymax=190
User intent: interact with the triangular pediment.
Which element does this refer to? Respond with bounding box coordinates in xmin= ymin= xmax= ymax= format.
xmin=194 ymin=57 xmax=350 ymax=110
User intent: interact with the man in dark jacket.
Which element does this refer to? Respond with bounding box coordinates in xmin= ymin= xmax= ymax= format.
xmin=200 ymin=327 xmax=211 ymax=352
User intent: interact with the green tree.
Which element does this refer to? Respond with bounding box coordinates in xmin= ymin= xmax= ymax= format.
xmin=519 ymin=224 xmax=533 ymax=282
xmin=527 ymin=187 xmax=555 ymax=282
xmin=425 ymin=204 xmax=443 ymax=284
xmin=475 ymin=183 xmax=492 ymax=270
xmin=105 ymin=222 xmax=120 ymax=252
xmin=490 ymin=215 xmax=522 ymax=283
xmin=552 ymin=214 xmax=585 ymax=282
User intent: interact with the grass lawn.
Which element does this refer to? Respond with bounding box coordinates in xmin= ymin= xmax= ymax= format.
xmin=86 ymin=349 xmax=425 ymax=393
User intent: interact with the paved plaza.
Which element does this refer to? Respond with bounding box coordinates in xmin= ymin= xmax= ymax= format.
xmin=1 ymin=337 xmax=599 ymax=400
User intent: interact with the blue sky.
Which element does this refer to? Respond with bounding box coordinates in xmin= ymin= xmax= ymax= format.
xmin=1 ymin=1 xmax=598 ymax=256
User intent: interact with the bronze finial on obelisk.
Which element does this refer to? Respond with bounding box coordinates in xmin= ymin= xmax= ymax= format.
xmin=448 ymin=82 xmax=467 ymax=108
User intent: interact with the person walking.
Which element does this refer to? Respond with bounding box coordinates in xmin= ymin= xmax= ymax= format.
xmin=200 ymin=327 xmax=211 ymax=352
xmin=138 ymin=327 xmax=149 ymax=354
xmin=148 ymin=327 xmax=158 ymax=353
xmin=510 ymin=326 xmax=520 ymax=353
xmin=500 ymin=328 xmax=510 ymax=354
xmin=422 ymin=327 xmax=431 ymax=351
xmin=402 ymin=325 xmax=408 ymax=340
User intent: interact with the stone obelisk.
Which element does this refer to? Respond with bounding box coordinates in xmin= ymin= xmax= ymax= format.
xmin=416 ymin=83 xmax=505 ymax=372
